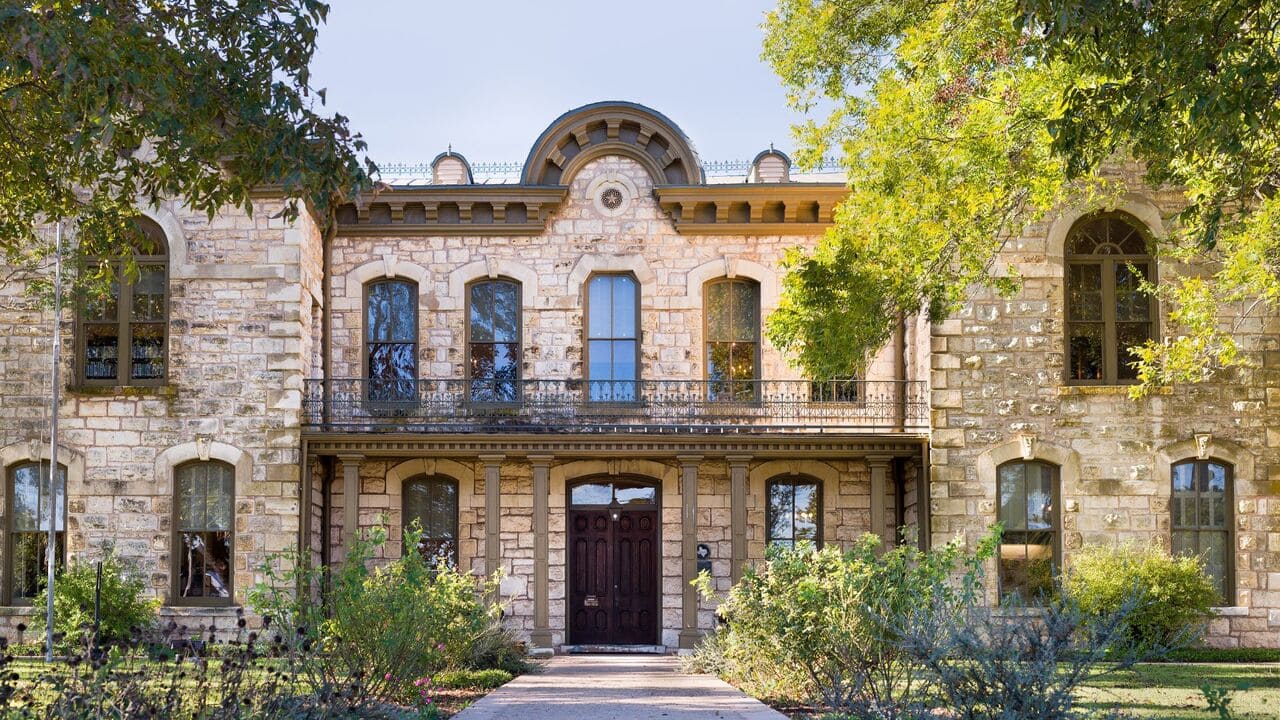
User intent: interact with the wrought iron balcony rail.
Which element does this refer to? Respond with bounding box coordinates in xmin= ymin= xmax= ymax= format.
xmin=303 ymin=379 xmax=928 ymax=434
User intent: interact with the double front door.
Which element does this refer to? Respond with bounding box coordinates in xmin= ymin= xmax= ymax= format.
xmin=567 ymin=479 xmax=660 ymax=645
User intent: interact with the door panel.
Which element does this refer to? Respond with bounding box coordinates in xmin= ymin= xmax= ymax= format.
xmin=567 ymin=507 xmax=659 ymax=645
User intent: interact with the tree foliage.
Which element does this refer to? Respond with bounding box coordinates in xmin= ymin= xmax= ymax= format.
xmin=762 ymin=0 xmax=1280 ymax=392
xmin=0 ymin=0 xmax=373 ymax=286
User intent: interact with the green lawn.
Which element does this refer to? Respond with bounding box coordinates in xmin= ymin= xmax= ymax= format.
xmin=1078 ymin=663 xmax=1280 ymax=719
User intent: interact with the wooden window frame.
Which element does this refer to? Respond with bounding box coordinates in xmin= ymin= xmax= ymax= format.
xmin=4 ymin=461 xmax=67 ymax=606
xmin=703 ymin=277 xmax=762 ymax=402
xmin=171 ymin=460 xmax=236 ymax=607
xmin=464 ymin=278 xmax=522 ymax=405
xmin=1064 ymin=212 xmax=1158 ymax=385
xmin=582 ymin=272 xmax=641 ymax=402
xmin=1171 ymin=459 xmax=1235 ymax=605
xmin=996 ymin=459 xmax=1061 ymax=602
xmin=402 ymin=475 xmax=460 ymax=569
xmin=75 ymin=220 xmax=170 ymax=388
xmin=765 ymin=477 xmax=823 ymax=549
xmin=363 ymin=278 xmax=419 ymax=402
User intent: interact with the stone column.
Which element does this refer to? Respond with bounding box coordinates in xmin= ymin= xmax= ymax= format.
xmin=479 ymin=453 xmax=504 ymax=577
xmin=337 ymin=454 xmax=363 ymax=559
xmin=868 ymin=455 xmax=892 ymax=552
xmin=677 ymin=455 xmax=703 ymax=650
xmin=529 ymin=454 xmax=554 ymax=652
xmin=728 ymin=455 xmax=751 ymax=584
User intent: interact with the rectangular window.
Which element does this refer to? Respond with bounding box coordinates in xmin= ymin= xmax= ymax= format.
xmin=705 ymin=279 xmax=760 ymax=401
xmin=586 ymin=274 xmax=639 ymax=402
xmin=175 ymin=462 xmax=234 ymax=603
xmin=997 ymin=460 xmax=1058 ymax=601
xmin=1172 ymin=460 xmax=1232 ymax=604
xmin=467 ymin=280 xmax=520 ymax=402
xmin=766 ymin=479 xmax=822 ymax=549
xmin=6 ymin=462 xmax=66 ymax=604
xmin=366 ymin=279 xmax=418 ymax=402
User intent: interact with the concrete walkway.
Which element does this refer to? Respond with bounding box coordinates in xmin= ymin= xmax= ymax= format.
xmin=452 ymin=655 xmax=788 ymax=720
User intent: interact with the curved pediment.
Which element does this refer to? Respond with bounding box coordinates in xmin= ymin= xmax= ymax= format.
xmin=522 ymin=101 xmax=704 ymax=186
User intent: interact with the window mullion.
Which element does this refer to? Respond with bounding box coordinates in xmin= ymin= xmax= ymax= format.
xmin=119 ymin=262 xmax=133 ymax=384
xmin=1101 ymin=258 xmax=1118 ymax=383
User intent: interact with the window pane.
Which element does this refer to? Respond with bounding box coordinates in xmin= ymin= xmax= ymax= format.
xmin=130 ymin=322 xmax=165 ymax=380
xmin=1115 ymin=322 xmax=1151 ymax=380
xmin=612 ymin=341 xmax=637 ymax=383
xmin=731 ymin=282 xmax=759 ymax=342
xmin=84 ymin=279 xmax=119 ymax=322
xmin=587 ymin=277 xmax=613 ymax=339
xmin=178 ymin=530 xmax=232 ymax=598
xmin=1000 ymin=531 xmax=1054 ymax=600
xmin=470 ymin=343 xmax=495 ymax=380
xmin=177 ymin=466 xmax=202 ymax=530
xmin=570 ymin=483 xmax=613 ymax=506
xmin=1205 ymin=462 xmax=1228 ymax=493
xmin=611 ymin=276 xmax=636 ymax=338
xmin=11 ymin=531 xmax=63 ymax=600
xmin=998 ymin=463 xmax=1027 ymax=530
xmin=1067 ymin=323 xmax=1103 ymax=380
xmin=793 ymin=483 xmax=819 ymax=542
xmin=1171 ymin=463 xmax=1195 ymax=527
xmin=469 ymin=283 xmax=494 ymax=342
xmin=1115 ymin=263 xmax=1151 ymax=322
xmin=492 ymin=282 xmax=519 ymax=343
xmin=11 ymin=465 xmax=40 ymax=531
xmin=1171 ymin=529 xmax=1195 ymax=558
xmin=615 ymin=483 xmax=657 ymax=505
xmin=705 ymin=283 xmax=730 ymax=342
xmin=131 ymin=265 xmax=166 ymax=321
xmin=367 ymin=281 xmax=415 ymax=342
xmin=493 ymin=342 xmax=518 ymax=379
xmin=1200 ymin=531 xmax=1228 ymax=603
xmin=85 ymin=324 xmax=120 ymax=380
xmin=768 ymin=483 xmax=794 ymax=543
xmin=1067 ymin=264 xmax=1103 ymax=321
xmin=1026 ymin=464 xmax=1054 ymax=530
xmin=588 ymin=340 xmax=613 ymax=382
xmin=368 ymin=343 xmax=416 ymax=380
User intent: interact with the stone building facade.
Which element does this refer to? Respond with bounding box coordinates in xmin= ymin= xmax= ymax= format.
xmin=0 ymin=102 xmax=1274 ymax=649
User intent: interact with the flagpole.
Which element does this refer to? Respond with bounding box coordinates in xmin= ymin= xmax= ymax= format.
xmin=46 ymin=221 xmax=62 ymax=662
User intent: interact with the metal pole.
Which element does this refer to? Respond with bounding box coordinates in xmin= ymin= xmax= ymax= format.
xmin=93 ymin=561 xmax=102 ymax=657
xmin=46 ymin=221 xmax=63 ymax=662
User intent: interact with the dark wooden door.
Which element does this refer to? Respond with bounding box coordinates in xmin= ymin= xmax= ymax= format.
xmin=568 ymin=508 xmax=659 ymax=645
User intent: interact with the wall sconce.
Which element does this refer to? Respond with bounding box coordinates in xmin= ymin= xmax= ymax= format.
xmin=610 ymin=509 xmax=620 ymax=522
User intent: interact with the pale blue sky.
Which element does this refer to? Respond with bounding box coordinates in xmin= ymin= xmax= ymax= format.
xmin=310 ymin=0 xmax=806 ymax=166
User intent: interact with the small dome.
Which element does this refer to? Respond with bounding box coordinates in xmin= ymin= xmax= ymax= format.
xmin=431 ymin=150 xmax=474 ymax=185
xmin=748 ymin=148 xmax=791 ymax=183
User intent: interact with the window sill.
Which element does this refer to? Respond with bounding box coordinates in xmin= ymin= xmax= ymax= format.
xmin=1211 ymin=606 xmax=1250 ymax=617
xmin=1056 ymin=385 xmax=1171 ymax=397
xmin=69 ymin=384 xmax=177 ymax=398
xmin=0 ymin=606 xmax=38 ymax=616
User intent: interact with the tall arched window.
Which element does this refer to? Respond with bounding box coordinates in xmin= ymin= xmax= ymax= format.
xmin=1172 ymin=459 xmax=1232 ymax=604
xmin=705 ymin=278 xmax=760 ymax=401
xmin=4 ymin=461 xmax=66 ymax=605
xmin=467 ymin=279 xmax=520 ymax=402
xmin=403 ymin=475 xmax=459 ymax=568
xmin=766 ymin=477 xmax=822 ymax=549
xmin=586 ymin=274 xmax=639 ymax=401
xmin=1065 ymin=212 xmax=1156 ymax=384
xmin=78 ymin=216 xmax=169 ymax=386
xmin=365 ymin=279 xmax=418 ymax=401
xmin=174 ymin=461 xmax=234 ymax=604
xmin=997 ymin=460 xmax=1059 ymax=601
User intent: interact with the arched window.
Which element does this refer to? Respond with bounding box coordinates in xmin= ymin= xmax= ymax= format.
xmin=467 ymin=279 xmax=520 ymax=402
xmin=766 ymin=477 xmax=822 ymax=549
xmin=997 ymin=460 xmax=1059 ymax=601
xmin=365 ymin=279 xmax=418 ymax=401
xmin=174 ymin=461 xmax=234 ymax=604
xmin=1065 ymin=213 xmax=1156 ymax=384
xmin=585 ymin=274 xmax=639 ymax=401
xmin=403 ymin=475 xmax=458 ymax=568
xmin=705 ymin=278 xmax=760 ymax=401
xmin=1172 ymin=459 xmax=1232 ymax=604
xmin=4 ymin=461 xmax=66 ymax=605
xmin=78 ymin=216 xmax=169 ymax=386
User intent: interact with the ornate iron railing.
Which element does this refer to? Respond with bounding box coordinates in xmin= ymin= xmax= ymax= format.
xmin=303 ymin=379 xmax=928 ymax=434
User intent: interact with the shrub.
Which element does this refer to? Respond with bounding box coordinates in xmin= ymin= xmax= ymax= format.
xmin=462 ymin=615 xmax=535 ymax=675
xmin=250 ymin=521 xmax=518 ymax=704
xmin=1063 ymin=542 xmax=1216 ymax=651
xmin=704 ymin=532 xmax=993 ymax=714
xmin=433 ymin=668 xmax=513 ymax=689
xmin=680 ymin=628 xmax=730 ymax=676
xmin=29 ymin=545 xmax=159 ymax=648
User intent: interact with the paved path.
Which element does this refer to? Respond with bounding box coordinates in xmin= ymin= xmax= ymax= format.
xmin=452 ymin=655 xmax=788 ymax=720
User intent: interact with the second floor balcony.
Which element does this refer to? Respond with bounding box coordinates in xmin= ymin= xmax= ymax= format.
xmin=302 ymin=379 xmax=928 ymax=435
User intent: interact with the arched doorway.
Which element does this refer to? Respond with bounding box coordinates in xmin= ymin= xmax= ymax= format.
xmin=567 ymin=476 xmax=660 ymax=645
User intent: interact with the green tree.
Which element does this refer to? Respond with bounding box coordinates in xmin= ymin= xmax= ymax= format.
xmin=0 ymin=0 xmax=373 ymax=287
xmin=762 ymin=0 xmax=1280 ymax=394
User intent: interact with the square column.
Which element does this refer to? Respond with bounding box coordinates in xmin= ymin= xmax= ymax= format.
xmin=529 ymin=454 xmax=554 ymax=652
xmin=479 ymin=453 xmax=505 ymax=578
xmin=678 ymin=455 xmax=703 ymax=650
xmin=728 ymin=454 xmax=751 ymax=584
xmin=337 ymin=454 xmax=363 ymax=559
xmin=868 ymin=455 xmax=892 ymax=552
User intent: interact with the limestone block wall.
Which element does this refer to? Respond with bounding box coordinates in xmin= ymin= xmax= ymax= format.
xmin=327 ymin=155 xmax=909 ymax=389
xmin=0 ymin=197 xmax=320 ymax=640
xmin=929 ymin=174 xmax=1280 ymax=646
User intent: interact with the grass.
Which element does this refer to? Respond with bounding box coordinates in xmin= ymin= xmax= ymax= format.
xmin=1079 ymin=662 xmax=1280 ymax=719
